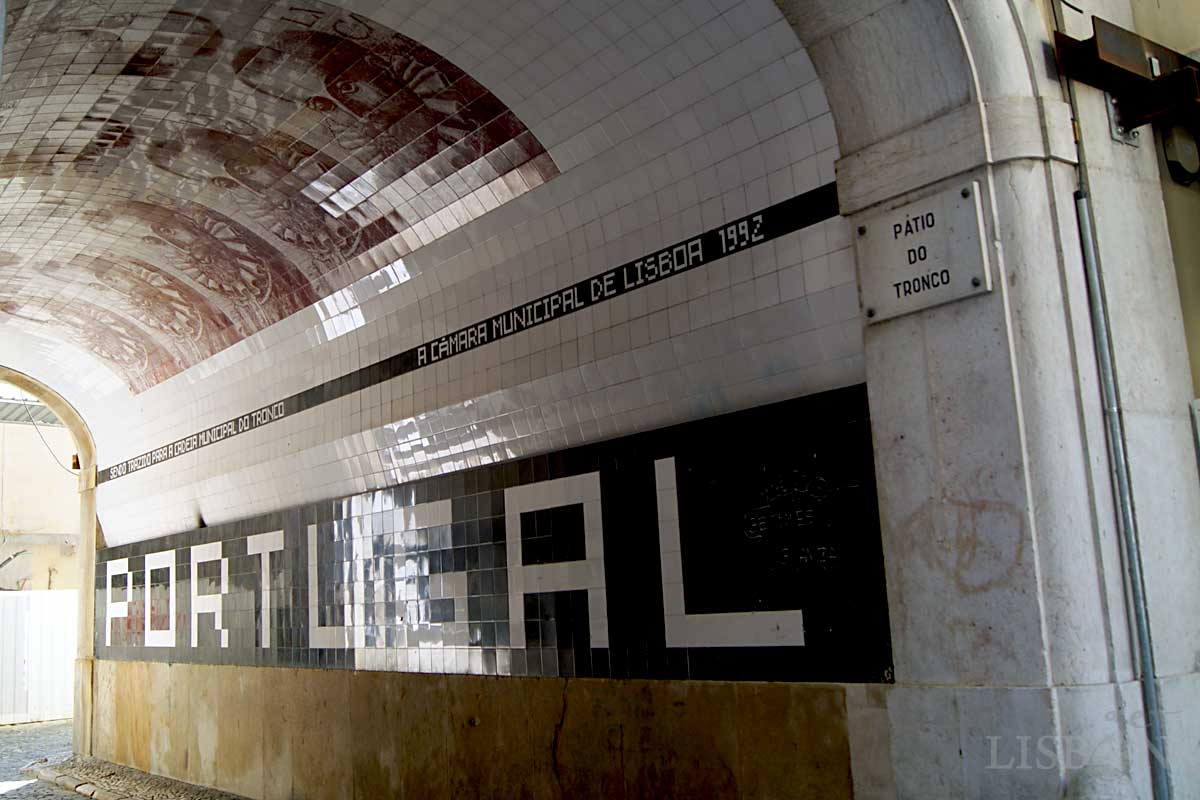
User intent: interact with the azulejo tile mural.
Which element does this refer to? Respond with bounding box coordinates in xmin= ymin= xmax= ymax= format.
xmin=96 ymin=384 xmax=892 ymax=683
xmin=0 ymin=0 xmax=556 ymax=391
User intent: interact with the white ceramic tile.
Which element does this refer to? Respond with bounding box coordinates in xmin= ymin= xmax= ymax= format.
xmin=43 ymin=0 xmax=869 ymax=546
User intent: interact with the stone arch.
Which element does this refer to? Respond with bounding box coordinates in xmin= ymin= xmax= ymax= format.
xmin=777 ymin=0 xmax=1072 ymax=214
xmin=0 ymin=366 xmax=97 ymax=521
xmin=771 ymin=0 xmax=1092 ymax=690
xmin=772 ymin=2 xmax=1195 ymax=797
xmin=0 ymin=366 xmax=102 ymax=757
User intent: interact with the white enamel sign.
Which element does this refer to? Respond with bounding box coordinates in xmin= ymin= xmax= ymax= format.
xmin=856 ymin=182 xmax=991 ymax=323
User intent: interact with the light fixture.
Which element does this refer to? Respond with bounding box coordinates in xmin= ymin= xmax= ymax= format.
xmin=1163 ymin=125 xmax=1200 ymax=186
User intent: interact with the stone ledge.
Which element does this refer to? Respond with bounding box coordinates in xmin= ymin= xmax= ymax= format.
xmin=90 ymin=789 xmax=127 ymax=800
xmin=54 ymin=774 xmax=85 ymax=791
xmin=22 ymin=755 xmax=246 ymax=800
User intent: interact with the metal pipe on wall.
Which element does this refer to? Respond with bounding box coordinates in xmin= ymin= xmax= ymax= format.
xmin=1050 ymin=3 xmax=1174 ymax=797
xmin=1074 ymin=189 xmax=1172 ymax=800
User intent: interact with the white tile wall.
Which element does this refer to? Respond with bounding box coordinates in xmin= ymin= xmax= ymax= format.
xmin=39 ymin=0 xmax=865 ymax=546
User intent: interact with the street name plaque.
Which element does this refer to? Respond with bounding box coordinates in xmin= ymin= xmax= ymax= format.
xmin=856 ymin=182 xmax=992 ymax=323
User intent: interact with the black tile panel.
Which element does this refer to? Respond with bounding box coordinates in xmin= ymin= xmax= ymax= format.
xmin=520 ymin=505 xmax=585 ymax=565
xmin=95 ymin=384 xmax=891 ymax=683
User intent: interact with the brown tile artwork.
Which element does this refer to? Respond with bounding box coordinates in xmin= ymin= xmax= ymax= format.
xmin=0 ymin=0 xmax=558 ymax=392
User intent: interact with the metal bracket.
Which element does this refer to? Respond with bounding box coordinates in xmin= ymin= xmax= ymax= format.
xmin=1056 ymin=18 xmax=1200 ymax=136
xmin=1105 ymin=93 xmax=1141 ymax=146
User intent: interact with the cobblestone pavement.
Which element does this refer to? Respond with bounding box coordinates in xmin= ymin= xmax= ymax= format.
xmin=0 ymin=720 xmax=77 ymax=799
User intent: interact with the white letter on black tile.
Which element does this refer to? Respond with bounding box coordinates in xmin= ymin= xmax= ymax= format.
xmin=504 ymin=473 xmax=608 ymax=649
xmin=654 ymin=458 xmax=804 ymax=647
xmin=247 ymin=531 xmax=284 ymax=648
xmin=105 ymin=559 xmax=129 ymax=647
xmin=191 ymin=542 xmax=229 ymax=648
xmin=144 ymin=549 xmax=176 ymax=648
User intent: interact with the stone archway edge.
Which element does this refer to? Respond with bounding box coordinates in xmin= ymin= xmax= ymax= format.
xmin=0 ymin=366 xmax=102 ymax=759
xmin=776 ymin=0 xmax=1200 ymax=797
xmin=837 ymin=97 xmax=1078 ymax=214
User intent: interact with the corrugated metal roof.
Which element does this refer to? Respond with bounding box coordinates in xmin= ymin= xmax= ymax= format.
xmin=0 ymin=399 xmax=62 ymax=426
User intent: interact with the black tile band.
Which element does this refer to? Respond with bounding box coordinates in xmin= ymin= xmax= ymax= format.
xmin=95 ymin=385 xmax=892 ymax=683
xmin=98 ymin=183 xmax=840 ymax=484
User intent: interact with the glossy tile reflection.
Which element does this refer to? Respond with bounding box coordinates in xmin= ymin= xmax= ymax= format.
xmin=0 ymin=0 xmax=557 ymax=391
xmin=49 ymin=0 xmax=858 ymax=557
xmin=95 ymin=385 xmax=892 ymax=683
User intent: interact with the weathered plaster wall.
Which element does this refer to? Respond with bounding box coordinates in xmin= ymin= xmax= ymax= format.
xmin=0 ymin=422 xmax=78 ymax=536
xmin=92 ymin=659 xmax=857 ymax=800
xmin=1161 ymin=140 xmax=1200 ymax=398
xmin=1129 ymin=0 xmax=1200 ymax=396
xmin=0 ymin=421 xmax=80 ymax=590
xmin=1063 ymin=1 xmax=1200 ymax=793
xmin=7 ymin=542 xmax=78 ymax=590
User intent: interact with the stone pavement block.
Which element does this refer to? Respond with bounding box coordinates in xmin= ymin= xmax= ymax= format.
xmin=38 ymin=756 xmax=247 ymax=800
xmin=88 ymin=790 xmax=125 ymax=800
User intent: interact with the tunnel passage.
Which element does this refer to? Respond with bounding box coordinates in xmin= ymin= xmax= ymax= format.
xmin=17 ymin=0 xmax=1189 ymax=797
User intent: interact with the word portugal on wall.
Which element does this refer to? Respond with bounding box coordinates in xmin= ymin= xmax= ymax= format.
xmin=96 ymin=385 xmax=892 ymax=683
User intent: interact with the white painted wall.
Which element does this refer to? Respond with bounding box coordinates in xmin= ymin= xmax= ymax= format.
xmin=0 ymin=421 xmax=80 ymax=591
xmin=0 ymin=422 xmax=77 ymax=537
xmin=0 ymin=590 xmax=77 ymax=724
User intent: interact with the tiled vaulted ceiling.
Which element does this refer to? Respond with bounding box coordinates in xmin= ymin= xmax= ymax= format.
xmin=0 ymin=0 xmax=557 ymax=391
